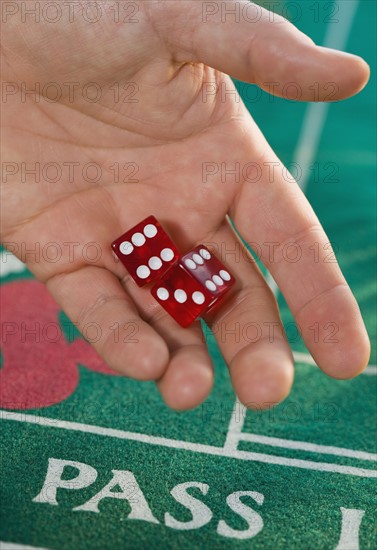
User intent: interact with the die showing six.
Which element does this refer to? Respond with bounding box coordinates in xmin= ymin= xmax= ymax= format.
xmin=112 ymin=217 xmax=235 ymax=327
xmin=111 ymin=216 xmax=180 ymax=286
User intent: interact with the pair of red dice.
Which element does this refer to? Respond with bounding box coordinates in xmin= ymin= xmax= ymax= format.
xmin=111 ymin=216 xmax=235 ymax=327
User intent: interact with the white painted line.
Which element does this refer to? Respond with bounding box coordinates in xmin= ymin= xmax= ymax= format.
xmin=293 ymin=350 xmax=318 ymax=366
xmin=238 ymin=433 xmax=377 ymax=461
xmin=223 ymin=395 xmax=377 ymax=461
xmin=0 ymin=543 xmax=51 ymax=550
xmin=0 ymin=252 xmax=26 ymax=277
xmin=291 ymin=0 xmax=360 ymax=188
xmin=1 ymin=411 xmax=376 ymax=478
xmin=223 ymin=399 xmax=245 ymax=451
xmin=363 ymin=365 xmax=377 ymax=376
xmin=224 ymin=350 xmax=376 ymax=453
xmin=265 ymin=0 xmax=360 ymax=294
xmin=223 ymin=351 xmax=376 ymax=456
xmin=321 ymin=0 xmax=360 ymax=50
xmin=289 ymin=0 xmax=360 ymax=193
xmin=335 ymin=508 xmax=365 ymax=550
xmin=293 ymin=351 xmax=377 ymax=375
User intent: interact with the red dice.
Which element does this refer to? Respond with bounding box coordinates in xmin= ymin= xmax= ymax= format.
xmin=111 ymin=216 xmax=180 ymax=286
xmin=112 ymin=218 xmax=235 ymax=327
xmin=152 ymin=245 xmax=235 ymax=327
xmin=181 ymin=245 xmax=235 ymax=301
xmin=151 ymin=263 xmax=214 ymax=328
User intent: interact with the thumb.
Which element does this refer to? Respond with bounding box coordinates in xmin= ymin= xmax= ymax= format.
xmin=159 ymin=0 xmax=369 ymax=101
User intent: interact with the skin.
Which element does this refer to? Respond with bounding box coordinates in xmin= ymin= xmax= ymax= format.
xmin=1 ymin=0 xmax=371 ymax=410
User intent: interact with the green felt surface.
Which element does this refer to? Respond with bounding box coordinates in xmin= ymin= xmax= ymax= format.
xmin=1 ymin=1 xmax=376 ymax=549
xmin=1 ymin=421 xmax=376 ymax=550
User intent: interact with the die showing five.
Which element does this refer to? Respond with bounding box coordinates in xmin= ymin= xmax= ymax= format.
xmin=112 ymin=217 xmax=235 ymax=327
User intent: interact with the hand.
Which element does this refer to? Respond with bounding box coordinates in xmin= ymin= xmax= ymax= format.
xmin=1 ymin=0 xmax=370 ymax=410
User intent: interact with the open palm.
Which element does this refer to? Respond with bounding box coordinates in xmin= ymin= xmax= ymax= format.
xmin=1 ymin=1 xmax=370 ymax=409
